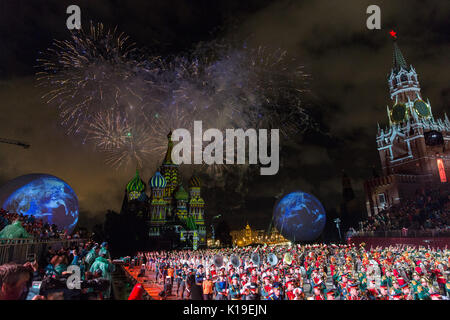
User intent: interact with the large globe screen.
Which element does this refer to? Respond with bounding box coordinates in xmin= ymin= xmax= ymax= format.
xmin=272 ymin=191 xmax=326 ymax=242
xmin=0 ymin=174 xmax=79 ymax=233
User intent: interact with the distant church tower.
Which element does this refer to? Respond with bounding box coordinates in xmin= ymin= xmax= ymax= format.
xmin=364 ymin=35 xmax=450 ymax=216
xmin=340 ymin=170 xmax=358 ymax=228
xmin=342 ymin=171 xmax=355 ymax=202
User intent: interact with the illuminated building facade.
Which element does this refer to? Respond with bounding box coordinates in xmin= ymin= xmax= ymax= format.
xmin=121 ymin=132 xmax=206 ymax=249
xmin=364 ymin=37 xmax=450 ymax=216
xmin=230 ymin=223 xmax=289 ymax=247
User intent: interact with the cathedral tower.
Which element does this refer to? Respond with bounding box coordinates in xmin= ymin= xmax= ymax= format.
xmin=148 ymin=171 xmax=168 ymax=237
xmin=160 ymin=131 xmax=180 ymax=215
xmin=189 ymin=175 xmax=206 ymax=245
xmin=130 ymin=131 xmax=207 ymax=249
xmin=175 ymin=184 xmax=189 ymax=219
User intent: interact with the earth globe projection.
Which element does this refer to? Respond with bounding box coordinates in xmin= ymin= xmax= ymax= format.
xmin=0 ymin=174 xmax=79 ymax=233
xmin=272 ymin=191 xmax=326 ymax=242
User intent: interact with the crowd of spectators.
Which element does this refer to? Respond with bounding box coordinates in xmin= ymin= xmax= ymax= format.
xmin=360 ymin=188 xmax=450 ymax=233
xmin=0 ymin=208 xmax=83 ymax=240
xmin=0 ymin=241 xmax=115 ymax=300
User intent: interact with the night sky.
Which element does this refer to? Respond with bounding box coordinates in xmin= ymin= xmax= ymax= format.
xmin=0 ymin=0 xmax=449 ymax=231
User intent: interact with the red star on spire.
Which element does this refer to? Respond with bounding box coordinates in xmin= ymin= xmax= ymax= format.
xmin=389 ymin=30 xmax=397 ymax=39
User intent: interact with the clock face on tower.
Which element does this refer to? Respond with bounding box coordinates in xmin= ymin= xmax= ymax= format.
xmin=391 ymin=103 xmax=407 ymax=123
xmin=414 ymin=100 xmax=431 ymax=118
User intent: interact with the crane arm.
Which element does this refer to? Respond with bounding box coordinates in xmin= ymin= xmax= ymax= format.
xmin=0 ymin=138 xmax=30 ymax=149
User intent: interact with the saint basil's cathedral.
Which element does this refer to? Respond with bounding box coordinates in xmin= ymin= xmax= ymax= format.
xmin=120 ymin=132 xmax=206 ymax=249
xmin=364 ymin=37 xmax=450 ymax=216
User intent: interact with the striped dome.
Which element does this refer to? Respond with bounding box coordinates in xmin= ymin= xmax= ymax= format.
xmin=189 ymin=175 xmax=201 ymax=188
xmin=126 ymin=170 xmax=146 ymax=193
xmin=175 ymin=185 xmax=189 ymax=201
xmin=150 ymin=171 xmax=167 ymax=189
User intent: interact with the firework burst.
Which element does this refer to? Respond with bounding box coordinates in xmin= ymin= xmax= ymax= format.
xmin=36 ymin=22 xmax=157 ymax=135
xmin=37 ymin=22 xmax=316 ymax=173
xmin=104 ymin=118 xmax=154 ymax=169
xmin=86 ymin=109 xmax=129 ymax=150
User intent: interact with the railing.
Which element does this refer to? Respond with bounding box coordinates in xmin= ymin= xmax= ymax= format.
xmin=352 ymin=229 xmax=450 ymax=238
xmin=0 ymin=238 xmax=86 ymax=265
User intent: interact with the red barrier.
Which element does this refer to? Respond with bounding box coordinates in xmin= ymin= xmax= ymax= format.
xmin=349 ymin=237 xmax=450 ymax=249
xmin=128 ymin=283 xmax=144 ymax=300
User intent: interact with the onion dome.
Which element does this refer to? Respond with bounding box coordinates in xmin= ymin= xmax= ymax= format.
xmin=175 ymin=185 xmax=189 ymax=201
xmin=126 ymin=169 xmax=146 ymax=193
xmin=150 ymin=171 xmax=167 ymax=189
xmin=189 ymin=175 xmax=201 ymax=188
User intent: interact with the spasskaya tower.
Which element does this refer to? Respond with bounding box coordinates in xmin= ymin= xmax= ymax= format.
xmin=364 ymin=35 xmax=449 ymax=216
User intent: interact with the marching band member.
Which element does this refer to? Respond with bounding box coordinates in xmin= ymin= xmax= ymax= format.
xmin=293 ymin=287 xmax=305 ymax=300
xmin=267 ymin=282 xmax=283 ymax=300
xmin=246 ymin=283 xmax=261 ymax=300
xmin=377 ymin=285 xmax=389 ymax=300
xmin=285 ymin=281 xmax=295 ymax=300
xmin=391 ymin=278 xmax=404 ymax=296
xmin=228 ymin=275 xmax=242 ymax=300
xmin=366 ymin=279 xmax=379 ymax=300
xmin=347 ymin=283 xmax=360 ymax=300
xmin=261 ymin=274 xmax=273 ymax=300
xmin=209 ymin=264 xmax=218 ymax=282
xmin=202 ymin=273 xmax=214 ymax=300
xmin=325 ymin=288 xmax=336 ymax=300
xmin=214 ymin=273 xmax=228 ymax=300
xmin=312 ymin=283 xmax=324 ymax=300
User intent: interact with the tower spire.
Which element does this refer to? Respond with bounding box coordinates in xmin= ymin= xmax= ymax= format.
xmin=388 ymin=33 xmax=422 ymax=106
xmin=163 ymin=130 xmax=174 ymax=164
xmin=392 ymin=37 xmax=408 ymax=72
